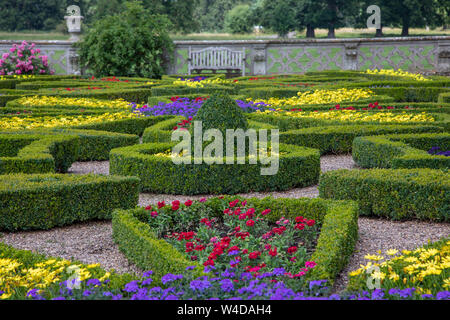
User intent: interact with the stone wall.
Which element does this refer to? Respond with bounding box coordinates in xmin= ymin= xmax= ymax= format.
xmin=1 ymin=36 xmax=449 ymax=76
xmin=172 ymin=36 xmax=450 ymax=76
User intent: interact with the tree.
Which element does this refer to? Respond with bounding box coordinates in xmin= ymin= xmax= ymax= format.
xmin=314 ymin=0 xmax=359 ymax=38
xmin=194 ymin=0 xmax=251 ymax=32
xmin=259 ymin=0 xmax=297 ymax=37
xmin=78 ymin=1 xmax=173 ymax=78
xmin=224 ymin=4 xmax=253 ymax=34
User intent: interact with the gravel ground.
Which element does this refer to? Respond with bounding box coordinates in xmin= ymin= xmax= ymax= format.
xmin=332 ymin=217 xmax=450 ymax=293
xmin=3 ymin=154 xmax=449 ymax=294
xmin=0 ymin=220 xmax=142 ymax=276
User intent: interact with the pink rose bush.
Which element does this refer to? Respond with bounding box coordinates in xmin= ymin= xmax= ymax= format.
xmin=0 ymin=41 xmax=54 ymax=76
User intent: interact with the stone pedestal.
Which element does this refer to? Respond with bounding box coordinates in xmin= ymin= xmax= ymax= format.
xmin=252 ymin=45 xmax=267 ymax=75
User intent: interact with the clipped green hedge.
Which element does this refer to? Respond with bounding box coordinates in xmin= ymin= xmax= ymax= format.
xmin=142 ymin=116 xmax=276 ymax=144
xmin=0 ymin=173 xmax=140 ymax=231
xmin=369 ymin=87 xmax=450 ymax=102
xmin=0 ymin=133 xmax=80 ymax=174
xmin=279 ymin=124 xmax=444 ymax=154
xmin=151 ymin=85 xmax=236 ymax=97
xmin=319 ymin=168 xmax=449 ymax=221
xmin=352 ymin=133 xmax=450 ymax=169
xmin=39 ymin=87 xmax=152 ymax=103
xmin=69 ymin=115 xmax=175 ymax=136
xmin=112 ymin=196 xmax=358 ymax=286
xmin=48 ymin=128 xmax=139 ymax=161
xmin=112 ymin=208 xmax=204 ymax=286
xmin=110 ymin=142 xmax=320 ymax=195
xmin=438 ymin=92 xmax=450 ymax=104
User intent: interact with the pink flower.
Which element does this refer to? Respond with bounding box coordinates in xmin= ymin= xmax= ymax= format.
xmin=150 ymin=211 xmax=158 ymax=217
xmin=261 ymin=209 xmax=271 ymax=216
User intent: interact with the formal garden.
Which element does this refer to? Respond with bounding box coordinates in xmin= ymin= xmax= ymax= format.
xmin=0 ymin=1 xmax=449 ymax=303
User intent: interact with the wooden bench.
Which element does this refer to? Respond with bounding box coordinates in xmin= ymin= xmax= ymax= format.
xmin=188 ymin=46 xmax=246 ymax=77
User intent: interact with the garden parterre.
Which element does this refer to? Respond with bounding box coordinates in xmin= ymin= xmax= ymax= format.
xmin=0 ymin=70 xmax=449 ymax=300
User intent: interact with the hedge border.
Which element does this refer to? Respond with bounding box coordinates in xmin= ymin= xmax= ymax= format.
xmin=318 ymin=168 xmax=449 ymax=221
xmin=0 ymin=173 xmax=140 ymax=231
xmin=279 ymin=124 xmax=444 ymax=155
xmin=352 ymin=133 xmax=450 ymax=169
xmin=110 ymin=142 xmax=320 ymax=195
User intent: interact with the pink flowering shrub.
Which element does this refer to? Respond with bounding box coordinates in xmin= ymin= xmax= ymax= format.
xmin=0 ymin=41 xmax=54 ymax=76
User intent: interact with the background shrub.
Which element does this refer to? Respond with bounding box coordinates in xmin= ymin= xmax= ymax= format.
xmin=78 ymin=1 xmax=173 ymax=78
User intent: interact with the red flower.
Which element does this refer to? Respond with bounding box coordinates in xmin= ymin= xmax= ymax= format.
xmin=172 ymin=204 xmax=179 ymax=211
xmin=229 ymin=199 xmax=240 ymax=207
xmin=246 ymin=220 xmax=255 ymax=227
xmin=184 ymin=200 xmax=193 ymax=207
xmin=295 ymin=216 xmax=304 ymax=223
xmin=287 ymin=246 xmax=298 ymax=255
xmin=144 ymin=205 xmax=152 ymax=211
xmin=295 ymin=223 xmax=305 ymax=230
xmin=191 ymin=255 xmax=197 ymax=261
xmin=157 ymin=201 xmax=165 ymax=209
xmin=306 ymin=219 xmax=315 ymax=227
xmin=242 ymin=249 xmax=249 ymax=254
xmin=150 ymin=211 xmax=158 ymax=218
xmin=261 ymin=209 xmax=271 ymax=216
xmin=268 ymin=247 xmax=277 ymax=257
xmin=248 ymin=251 xmax=261 ymax=259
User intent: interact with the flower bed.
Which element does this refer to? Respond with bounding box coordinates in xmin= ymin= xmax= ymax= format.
xmin=347 ymin=237 xmax=449 ymax=297
xmin=131 ymin=96 xmax=272 ymax=118
xmin=112 ymin=196 xmax=359 ymax=288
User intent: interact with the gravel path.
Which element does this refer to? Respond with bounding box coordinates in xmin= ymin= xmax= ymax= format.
xmin=332 ymin=217 xmax=450 ymax=293
xmin=3 ymin=154 xmax=449 ymax=294
xmin=0 ymin=221 xmax=142 ymax=276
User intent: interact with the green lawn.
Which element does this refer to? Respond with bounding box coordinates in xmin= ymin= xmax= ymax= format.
xmin=0 ymin=27 xmax=448 ymax=41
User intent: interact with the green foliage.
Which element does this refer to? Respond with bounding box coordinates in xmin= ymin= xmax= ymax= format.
xmin=224 ymin=4 xmax=254 ymax=34
xmin=112 ymin=208 xmax=204 ymax=286
xmin=0 ymin=133 xmax=80 ymax=174
xmin=78 ymin=1 xmax=173 ymax=78
xmin=279 ymin=124 xmax=444 ymax=154
xmin=109 ymin=142 xmax=320 ymax=195
xmin=193 ymin=93 xmax=248 ymax=135
xmin=111 ymin=196 xmax=358 ymax=285
xmin=0 ymin=173 xmax=140 ymax=231
xmin=352 ymin=133 xmax=450 ymax=169
xmin=319 ymin=168 xmax=450 ymax=221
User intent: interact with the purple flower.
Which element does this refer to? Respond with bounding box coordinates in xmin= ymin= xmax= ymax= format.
xmin=124 ymin=280 xmax=140 ymax=293
xmin=436 ymin=291 xmax=450 ymax=300
xmin=161 ymin=273 xmax=183 ymax=285
xmin=189 ymin=279 xmax=212 ymax=292
xmin=87 ymin=279 xmax=101 ymax=287
xmin=220 ymin=279 xmax=234 ymax=293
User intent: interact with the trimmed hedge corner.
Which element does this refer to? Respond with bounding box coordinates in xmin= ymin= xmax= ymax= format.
xmin=318 ymin=168 xmax=449 ymax=221
xmin=0 ymin=173 xmax=140 ymax=231
xmin=352 ymin=133 xmax=450 ymax=169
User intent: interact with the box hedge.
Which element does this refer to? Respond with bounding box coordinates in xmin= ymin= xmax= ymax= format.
xmin=279 ymin=124 xmax=444 ymax=154
xmin=0 ymin=173 xmax=140 ymax=231
xmin=109 ymin=142 xmax=320 ymax=195
xmin=0 ymin=133 xmax=80 ymax=174
xmin=319 ymin=168 xmax=449 ymax=221
xmin=352 ymin=133 xmax=450 ymax=169
xmin=112 ymin=196 xmax=358 ymax=286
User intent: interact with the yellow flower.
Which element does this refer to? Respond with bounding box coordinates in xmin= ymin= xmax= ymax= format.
xmin=364 ymin=254 xmax=384 ymax=261
xmin=386 ymin=249 xmax=399 ymax=256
